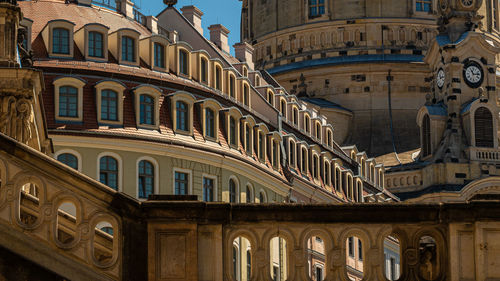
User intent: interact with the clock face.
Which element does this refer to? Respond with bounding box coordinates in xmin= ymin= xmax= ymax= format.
xmin=461 ymin=0 xmax=473 ymax=7
xmin=437 ymin=69 xmax=445 ymax=88
xmin=463 ymin=61 xmax=484 ymax=88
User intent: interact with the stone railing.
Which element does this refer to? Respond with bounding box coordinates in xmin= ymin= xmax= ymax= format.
xmin=468 ymin=147 xmax=500 ymax=162
xmin=145 ymin=201 xmax=500 ymax=281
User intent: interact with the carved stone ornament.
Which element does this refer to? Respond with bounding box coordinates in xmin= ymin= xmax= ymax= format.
xmin=163 ymin=0 xmax=177 ymax=7
xmin=404 ymin=248 xmax=419 ymax=266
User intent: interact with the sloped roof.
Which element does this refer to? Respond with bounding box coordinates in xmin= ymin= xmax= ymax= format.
xmin=436 ymin=32 xmax=469 ymax=46
xmin=301 ymin=98 xmax=353 ymax=113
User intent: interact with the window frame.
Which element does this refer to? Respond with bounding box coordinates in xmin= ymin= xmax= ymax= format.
xmin=242 ymin=116 xmax=256 ymax=156
xmin=172 ymin=167 xmax=192 ymax=195
xmin=96 ymin=152 xmax=123 ymax=192
xmin=134 ymin=85 xmax=162 ymax=130
xmin=136 ymin=156 xmax=159 ymax=200
xmin=202 ymin=174 xmax=218 ymax=202
xmin=75 ymin=23 xmax=109 ymax=62
xmin=95 ymin=80 xmax=126 ymax=125
xmin=228 ymin=176 xmax=240 ymax=203
xmin=53 ymin=77 xmax=86 ymax=122
xmin=308 ymin=0 xmax=326 ymax=19
xmin=43 ymin=20 xmax=75 ymax=58
xmin=224 ymin=108 xmax=243 ymax=150
xmin=170 ymin=92 xmax=196 ymax=136
xmin=110 ymin=28 xmax=140 ymax=67
xmin=54 ymin=149 xmax=82 ymax=172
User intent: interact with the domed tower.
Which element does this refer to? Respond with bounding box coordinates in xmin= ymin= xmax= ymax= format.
xmin=241 ymin=0 xmax=440 ymax=157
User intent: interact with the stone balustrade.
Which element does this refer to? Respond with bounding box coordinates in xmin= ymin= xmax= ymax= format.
xmin=468 ymin=147 xmax=500 ymax=162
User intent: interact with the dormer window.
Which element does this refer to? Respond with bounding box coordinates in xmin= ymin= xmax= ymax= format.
xmin=289 ymin=140 xmax=296 ymax=167
xmin=280 ymin=99 xmax=286 ymax=117
xmin=229 ymin=116 xmax=237 ymax=146
xmin=101 ymin=90 xmax=118 ymax=121
xmin=267 ymin=91 xmax=274 ymax=106
xmin=309 ymin=0 xmax=325 ymax=18
xmin=89 ymin=31 xmax=104 ymax=58
xmin=122 ymin=36 xmax=135 ymax=62
xmin=229 ymin=75 xmax=236 ymax=98
xmin=258 ymin=131 xmax=265 ymax=161
xmin=59 ymin=86 xmax=78 ymax=117
xmin=243 ymin=83 xmax=250 ymax=106
xmin=176 ymin=101 xmax=189 ymax=131
xmin=243 ymin=67 xmax=248 ymax=77
xmin=54 ymin=77 xmax=85 ymax=122
xmin=205 ymin=108 xmax=216 ymax=138
xmin=53 ymin=28 xmax=70 ymax=55
xmin=200 ymin=58 xmax=208 ymax=84
xmin=96 ymin=80 xmax=125 ymax=125
xmin=154 ymin=43 xmax=166 ymax=68
xmin=140 ymin=95 xmax=155 ymax=125
xmin=326 ymin=129 xmax=333 ymax=147
xmin=293 ymin=107 xmax=299 ymax=125
xmin=305 ymin=115 xmax=311 ymax=133
xmin=245 ymin=123 xmax=252 ymax=153
xmin=315 ymin=122 xmax=321 ymax=140
xmin=215 ymin=66 xmax=222 ymax=90
xmin=416 ymin=0 xmax=431 ymax=12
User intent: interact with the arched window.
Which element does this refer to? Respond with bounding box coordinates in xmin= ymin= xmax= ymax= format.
xmin=305 ymin=115 xmax=311 ymax=133
xmin=289 ymin=141 xmax=296 ymax=167
xmin=101 ymin=90 xmax=118 ymax=121
xmin=176 ymin=101 xmax=189 ymax=131
xmin=245 ymin=123 xmax=252 ymax=154
xmin=229 ymin=75 xmax=235 ymax=98
xmin=259 ymin=190 xmax=267 ymax=203
xmin=59 ymin=86 xmax=78 ymax=118
xmin=246 ymin=249 xmax=251 ymax=280
xmin=229 ymin=116 xmax=237 ymax=146
xmin=422 ymin=114 xmax=431 ymax=157
xmin=475 ymin=107 xmax=494 ymax=147
xmin=324 ymin=161 xmax=330 ymax=185
xmin=121 ymin=36 xmax=135 ymax=62
xmin=335 ymin=167 xmax=341 ymax=191
xmin=272 ymin=140 xmax=279 ymax=168
xmin=267 ymin=91 xmax=274 ymax=105
xmin=53 ymin=28 xmax=70 ymax=54
xmin=301 ymin=147 xmax=307 ymax=173
xmin=88 ymin=31 xmax=103 ymax=58
xmin=200 ymin=58 xmax=208 ymax=83
xmin=309 ymin=0 xmax=325 ymax=18
xmin=243 ymin=84 xmax=249 ymax=106
xmin=140 ymin=95 xmax=155 ymax=125
xmin=280 ymin=100 xmax=286 ymax=116
xmin=100 ymin=156 xmax=118 ymax=190
xmin=315 ymin=122 xmax=321 ymax=139
xmin=215 ymin=66 xmax=222 ymax=90
xmin=229 ymin=178 xmax=237 ymax=203
xmin=258 ymin=132 xmax=265 ymax=161
xmin=245 ymin=185 xmax=254 ymax=203
xmin=232 ymin=246 xmax=238 ymax=279
xmin=205 ymin=108 xmax=215 ymax=138
xmin=327 ymin=130 xmax=333 ymax=147
xmin=154 ymin=43 xmax=165 ymax=68
xmin=138 ymin=160 xmax=154 ymax=199
xmin=179 ymin=50 xmax=189 ymax=75
xmin=243 ymin=67 xmax=248 ymax=77
xmin=57 ymin=153 xmax=78 ymax=170
xmin=293 ymin=108 xmax=299 ymax=125
xmin=312 ymin=155 xmax=319 ymax=179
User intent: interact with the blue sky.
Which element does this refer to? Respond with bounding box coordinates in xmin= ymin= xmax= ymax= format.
xmin=138 ymin=0 xmax=242 ymax=54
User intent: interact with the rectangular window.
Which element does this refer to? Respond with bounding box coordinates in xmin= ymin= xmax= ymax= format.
xmin=203 ymin=177 xmax=214 ymax=202
xmin=229 ymin=117 xmax=237 ymax=146
xmin=416 ymin=0 xmax=431 ymax=12
xmin=201 ymin=58 xmax=208 ymax=83
xmin=59 ymin=86 xmax=78 ymax=117
xmin=245 ymin=124 xmax=251 ymax=154
xmin=309 ymin=0 xmax=325 ymax=18
xmin=258 ymin=132 xmax=264 ymax=160
xmin=358 ymin=240 xmax=363 ymax=260
xmin=101 ymin=90 xmax=118 ymax=121
xmin=53 ymin=28 xmax=70 ymax=55
xmin=175 ymin=171 xmax=189 ymax=195
xmin=179 ymin=50 xmax=188 ymax=75
xmin=140 ymin=95 xmax=155 ymax=125
xmin=154 ymin=43 xmax=165 ymax=68
xmin=121 ymin=36 xmax=135 ymax=62
xmin=273 ymin=140 xmax=279 ymax=168
xmin=205 ymin=109 xmax=215 ymax=138
xmin=89 ymin=31 xmax=103 ymax=58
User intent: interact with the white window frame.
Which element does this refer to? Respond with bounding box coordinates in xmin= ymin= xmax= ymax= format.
xmin=96 ymin=151 xmax=123 ymax=192
xmin=172 ymin=167 xmax=193 ymax=195
xmin=136 ymin=156 xmax=160 ymax=200
xmin=54 ymin=148 xmax=82 ymax=172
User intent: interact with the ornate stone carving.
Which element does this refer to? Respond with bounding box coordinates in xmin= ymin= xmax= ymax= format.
xmin=0 ymin=93 xmax=34 ymax=145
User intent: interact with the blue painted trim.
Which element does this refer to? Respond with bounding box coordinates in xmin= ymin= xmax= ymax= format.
xmin=55 ymin=120 xmax=84 ymax=125
xmin=267 ymin=54 xmax=425 ymax=75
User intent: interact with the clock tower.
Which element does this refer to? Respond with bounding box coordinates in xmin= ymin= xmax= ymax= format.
xmin=418 ymin=0 xmax=500 ymax=164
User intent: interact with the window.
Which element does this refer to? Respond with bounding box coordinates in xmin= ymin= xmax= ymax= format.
xmin=243 ymin=67 xmax=248 ymax=77
xmin=101 ymin=90 xmax=118 ymax=121
xmin=327 ymin=130 xmax=333 ymax=147
xmin=179 ymin=50 xmax=189 ymax=76
xmin=324 ymin=161 xmax=330 ymax=185
xmin=309 ymin=0 xmax=325 ymax=18
xmin=88 ymin=31 xmax=103 ymax=58
xmin=246 ymin=250 xmax=251 ymax=280
xmin=258 ymin=132 xmax=265 ymax=160
xmin=203 ymin=177 xmax=214 ymax=202
xmin=312 ymin=155 xmax=319 ymax=179
xmin=176 ymin=101 xmax=189 ymax=131
xmin=229 ymin=178 xmax=237 ymax=203
xmin=358 ymin=240 xmax=363 ymax=260
xmin=348 ymin=237 xmax=354 ymax=257
xmin=335 ymin=168 xmax=341 ymax=191
xmin=305 ymin=115 xmax=311 ymax=133
xmin=154 ymin=43 xmax=165 ymax=68
xmin=229 ymin=116 xmax=237 ymax=146
xmin=121 ymin=36 xmax=135 ymax=62
xmin=316 ymin=267 xmax=323 ymax=281
xmin=301 ymin=148 xmax=307 ymax=173
xmin=289 ymin=141 xmax=296 ymax=167
xmin=280 ymin=100 xmax=286 ymax=116
xmin=293 ymin=108 xmax=299 ymax=125
xmin=315 ymin=123 xmax=321 ymax=139
xmin=215 ymin=66 xmax=222 ymax=90
xmin=175 ymin=171 xmax=189 ymax=195
xmin=243 ymin=84 xmax=249 ymax=106
xmin=494 ymin=0 xmax=499 ymax=30
xmin=205 ymin=108 xmax=216 ymax=139
xmin=229 ymin=75 xmax=235 ymax=98
xmin=267 ymin=91 xmax=274 ymax=105
xmin=416 ymin=0 xmax=431 ymax=12
xmin=53 ymin=28 xmax=70 ymax=54
xmin=422 ymin=114 xmax=431 ymax=157
xmin=57 ymin=153 xmax=78 ymax=170
xmin=245 ymin=124 xmax=252 ymax=154
xmin=272 ymin=140 xmax=279 ymax=168
xmin=390 ymin=257 xmax=396 ymax=280
xmin=59 ymin=86 xmax=78 ymax=118
xmin=200 ymin=58 xmax=208 ymax=83
xmin=245 ymin=185 xmax=253 ymax=203
xmin=140 ymin=95 xmax=155 ymax=125
xmin=475 ymin=107 xmax=494 ymax=147
xmin=233 ymin=246 xmax=238 ymax=279
xmin=259 ymin=191 xmax=267 ymax=203
xmin=100 ymin=156 xmax=118 ymax=190
xmin=138 ymin=160 xmax=154 ymax=199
